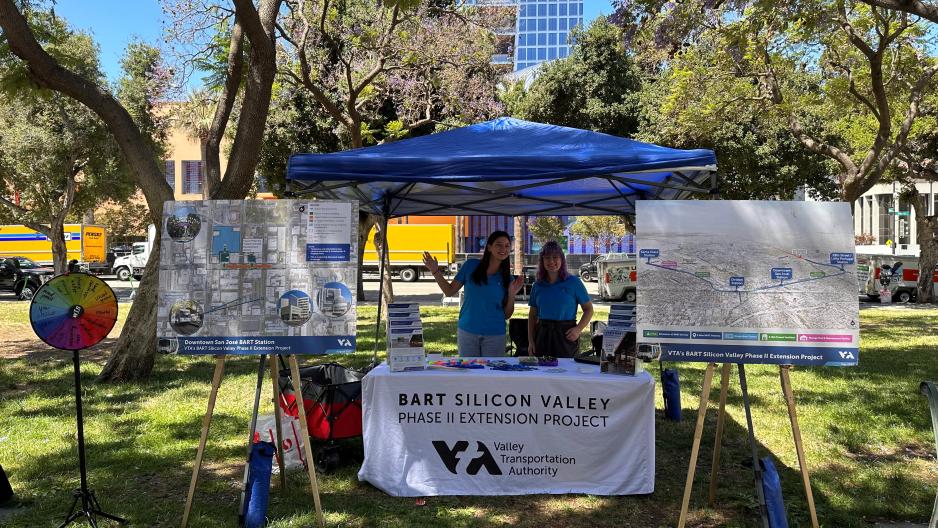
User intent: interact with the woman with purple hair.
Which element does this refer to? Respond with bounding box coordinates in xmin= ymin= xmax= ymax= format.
xmin=527 ymin=241 xmax=593 ymax=358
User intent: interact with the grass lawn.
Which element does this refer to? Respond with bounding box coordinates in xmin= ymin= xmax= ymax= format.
xmin=0 ymin=303 xmax=936 ymax=527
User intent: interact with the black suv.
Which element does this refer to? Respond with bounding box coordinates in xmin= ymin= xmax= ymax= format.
xmin=0 ymin=257 xmax=54 ymax=300
xmin=579 ymin=257 xmax=601 ymax=282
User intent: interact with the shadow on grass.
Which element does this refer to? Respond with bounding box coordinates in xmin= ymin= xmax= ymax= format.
xmin=2 ymin=361 xmax=839 ymax=528
xmin=2 ymin=335 xmax=935 ymax=527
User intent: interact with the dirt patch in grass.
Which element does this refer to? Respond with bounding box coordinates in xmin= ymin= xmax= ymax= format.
xmin=0 ymin=337 xmax=115 ymax=362
xmin=846 ymin=441 xmax=936 ymax=463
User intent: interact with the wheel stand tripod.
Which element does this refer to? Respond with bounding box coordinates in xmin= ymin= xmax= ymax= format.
xmin=58 ymin=350 xmax=127 ymax=528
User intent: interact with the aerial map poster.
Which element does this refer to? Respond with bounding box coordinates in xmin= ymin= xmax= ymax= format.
xmin=157 ymin=200 xmax=358 ymax=355
xmin=636 ymin=200 xmax=859 ymax=367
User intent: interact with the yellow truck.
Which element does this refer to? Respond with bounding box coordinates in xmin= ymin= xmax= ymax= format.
xmin=0 ymin=224 xmax=108 ymax=272
xmin=364 ymin=224 xmax=455 ymax=282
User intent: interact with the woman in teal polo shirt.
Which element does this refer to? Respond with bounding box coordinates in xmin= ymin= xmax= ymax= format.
xmin=527 ymin=241 xmax=593 ymax=358
xmin=423 ymin=230 xmax=525 ymax=357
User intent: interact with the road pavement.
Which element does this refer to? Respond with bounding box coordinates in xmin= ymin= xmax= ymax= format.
xmin=0 ymin=275 xmax=920 ymax=311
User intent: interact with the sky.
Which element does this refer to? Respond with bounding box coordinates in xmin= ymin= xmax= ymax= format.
xmin=54 ymin=0 xmax=613 ymax=84
xmin=53 ymin=0 xmax=165 ymax=83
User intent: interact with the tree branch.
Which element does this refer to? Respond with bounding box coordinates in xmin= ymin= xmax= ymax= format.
xmin=204 ymin=16 xmax=244 ymax=196
xmin=215 ymin=0 xmax=281 ymax=199
xmin=856 ymin=0 xmax=938 ymax=24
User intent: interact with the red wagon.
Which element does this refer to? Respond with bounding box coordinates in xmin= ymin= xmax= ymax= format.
xmin=278 ymin=362 xmax=369 ymax=471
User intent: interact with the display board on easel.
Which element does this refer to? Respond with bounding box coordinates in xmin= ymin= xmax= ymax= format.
xmin=157 ymin=199 xmax=357 ymax=355
xmin=636 ymin=200 xmax=859 ymax=528
xmin=158 ymin=199 xmax=360 ymax=528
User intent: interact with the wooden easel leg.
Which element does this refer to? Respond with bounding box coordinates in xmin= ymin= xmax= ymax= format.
xmin=270 ymin=355 xmax=286 ymax=489
xmin=708 ymin=363 xmax=732 ymax=506
xmin=677 ymin=362 xmax=716 ymax=528
xmin=780 ymin=365 xmax=820 ymax=528
xmin=181 ymin=355 xmax=226 ymax=528
xmin=288 ymin=355 xmax=325 ymax=528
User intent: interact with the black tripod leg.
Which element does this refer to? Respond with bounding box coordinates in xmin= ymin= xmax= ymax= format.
xmin=58 ymin=507 xmax=81 ymax=528
xmin=89 ymin=509 xmax=128 ymax=524
xmin=58 ymin=492 xmax=80 ymax=527
xmin=58 ymin=352 xmax=129 ymax=527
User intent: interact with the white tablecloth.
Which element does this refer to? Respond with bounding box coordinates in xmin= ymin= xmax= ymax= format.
xmin=358 ymin=359 xmax=655 ymax=496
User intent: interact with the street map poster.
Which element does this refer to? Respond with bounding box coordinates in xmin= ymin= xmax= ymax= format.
xmin=157 ymin=199 xmax=358 ymax=355
xmin=636 ymin=200 xmax=859 ymax=366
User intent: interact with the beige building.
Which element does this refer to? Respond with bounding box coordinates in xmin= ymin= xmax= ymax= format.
xmin=162 ymin=107 xmax=275 ymax=200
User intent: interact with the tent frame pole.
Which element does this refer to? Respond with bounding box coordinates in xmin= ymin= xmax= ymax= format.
xmin=372 ymin=199 xmax=391 ymax=364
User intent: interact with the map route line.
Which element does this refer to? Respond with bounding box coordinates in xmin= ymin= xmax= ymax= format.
xmin=772 ymin=247 xmax=848 ymax=271
xmin=644 ymin=258 xmax=846 ymax=294
xmin=203 ymin=296 xmax=267 ymax=315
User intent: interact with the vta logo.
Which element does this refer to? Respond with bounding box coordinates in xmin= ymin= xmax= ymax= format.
xmin=336 ymin=338 xmax=352 ymax=347
xmin=432 ymin=440 xmax=502 ymax=476
xmin=838 ymin=351 xmax=856 ymax=360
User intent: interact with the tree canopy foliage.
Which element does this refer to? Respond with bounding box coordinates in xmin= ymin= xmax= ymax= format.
xmin=0 ymin=13 xmax=134 ymax=273
xmin=504 ymin=19 xmax=643 ymax=137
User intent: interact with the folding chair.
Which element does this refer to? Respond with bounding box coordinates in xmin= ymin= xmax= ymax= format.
xmin=505 ymin=318 xmax=529 ymax=356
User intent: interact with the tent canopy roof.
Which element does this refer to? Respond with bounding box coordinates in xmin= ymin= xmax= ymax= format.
xmin=286 ymin=117 xmax=717 ymax=217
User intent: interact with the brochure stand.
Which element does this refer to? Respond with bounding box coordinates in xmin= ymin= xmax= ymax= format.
xmin=181 ymin=354 xmax=324 ymax=528
xmin=386 ymin=303 xmax=426 ymax=371
xmin=677 ymin=363 xmax=819 ymax=528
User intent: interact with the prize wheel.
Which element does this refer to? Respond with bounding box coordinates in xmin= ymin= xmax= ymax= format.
xmin=29 ymin=273 xmax=118 ymax=351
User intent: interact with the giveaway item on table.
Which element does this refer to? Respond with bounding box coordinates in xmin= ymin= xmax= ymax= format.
xmin=430 ymin=358 xmax=488 ymax=369
xmin=388 ymin=347 xmax=428 ymax=372
xmin=488 ymin=361 xmax=538 ymax=371
xmin=537 ymin=356 xmax=558 ymax=367
xmin=517 ymin=356 xmax=539 ymax=366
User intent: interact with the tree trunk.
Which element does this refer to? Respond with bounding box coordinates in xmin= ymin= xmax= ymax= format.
xmin=914 ymin=206 xmax=938 ymax=304
xmin=49 ymin=220 xmax=68 ymax=275
xmin=97 ymin=231 xmax=161 ymax=382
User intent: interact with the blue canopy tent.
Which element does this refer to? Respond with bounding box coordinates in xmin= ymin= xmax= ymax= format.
xmin=285 ymin=117 xmax=718 ymax=359
xmin=286 ymin=117 xmax=717 ymax=217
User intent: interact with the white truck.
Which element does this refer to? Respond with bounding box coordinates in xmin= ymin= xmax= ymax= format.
xmin=112 ymin=225 xmax=155 ymax=281
xmin=597 ymin=253 xmax=638 ymax=302
xmin=857 ymin=253 xmax=938 ymax=303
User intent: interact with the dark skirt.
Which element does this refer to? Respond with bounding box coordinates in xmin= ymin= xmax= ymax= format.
xmin=534 ymin=319 xmax=578 ymax=358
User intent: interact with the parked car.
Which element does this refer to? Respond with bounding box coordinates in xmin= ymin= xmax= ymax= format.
xmin=0 ymin=256 xmax=54 ymax=300
xmin=579 ymin=256 xmax=601 ymax=282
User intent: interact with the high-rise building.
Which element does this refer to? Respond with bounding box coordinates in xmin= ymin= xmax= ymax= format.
xmin=469 ymin=0 xmax=584 ymax=72
xmin=514 ymin=0 xmax=583 ymax=71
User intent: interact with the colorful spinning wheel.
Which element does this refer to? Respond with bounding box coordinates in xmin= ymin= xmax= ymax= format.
xmin=29 ymin=273 xmax=118 ymax=351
